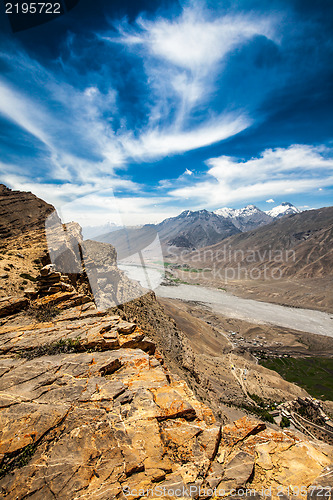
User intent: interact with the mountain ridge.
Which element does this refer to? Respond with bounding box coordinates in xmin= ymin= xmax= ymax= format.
xmin=265 ymin=201 xmax=302 ymax=218
xmin=96 ymin=202 xmax=303 ymax=252
xmin=182 ymin=206 xmax=333 ymax=282
xmin=214 ymin=204 xmax=273 ymax=232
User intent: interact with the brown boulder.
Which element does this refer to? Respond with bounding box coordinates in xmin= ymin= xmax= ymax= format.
xmin=0 ymin=296 xmax=28 ymax=318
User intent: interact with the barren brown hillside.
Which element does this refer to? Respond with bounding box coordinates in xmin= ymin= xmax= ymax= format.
xmin=173 ymin=207 xmax=333 ymax=311
xmin=184 ymin=206 xmax=333 ymax=277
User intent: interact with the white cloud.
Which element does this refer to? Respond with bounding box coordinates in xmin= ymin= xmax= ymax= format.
xmin=0 ymin=80 xmax=50 ymax=147
xmin=0 ymin=74 xmax=126 ymax=186
xmin=120 ymin=113 xmax=250 ymax=160
xmin=0 ymin=167 xmax=174 ymax=226
xmin=185 ymin=168 xmax=193 ymax=176
xmin=0 ymin=170 xmax=140 ymax=211
xmin=0 ymin=2 xmax=279 ymax=210
xmin=168 ymin=145 xmax=333 ymax=207
xmin=139 ymin=10 xmax=274 ymax=72
xmin=0 ymin=22 xmax=253 ymax=190
xmin=58 ymin=192 xmax=176 ymax=227
xmin=266 ymin=198 xmax=275 ymax=203
xmin=103 ymin=4 xmax=275 ymax=139
xmin=113 ymin=7 xmax=275 ymax=74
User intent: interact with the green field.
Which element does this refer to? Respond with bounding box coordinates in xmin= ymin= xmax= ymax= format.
xmin=260 ymin=357 xmax=333 ymax=401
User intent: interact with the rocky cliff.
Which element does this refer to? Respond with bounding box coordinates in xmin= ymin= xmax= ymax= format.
xmin=0 ymin=185 xmax=83 ymax=299
xmin=0 ymin=184 xmax=55 ymax=239
xmin=0 ymin=185 xmax=332 ymax=499
xmin=1 ymin=292 xmax=332 ymax=499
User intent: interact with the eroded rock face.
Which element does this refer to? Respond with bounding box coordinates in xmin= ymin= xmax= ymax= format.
xmin=0 ymin=307 xmax=155 ymax=357
xmin=0 ymin=303 xmax=332 ymax=499
xmin=0 ymin=297 xmax=28 ymax=318
xmin=81 ymin=240 xmax=144 ymax=309
xmin=0 ymin=186 xmax=86 ymax=299
xmin=0 ymin=185 xmax=55 ymax=239
xmin=212 ymin=419 xmax=332 ymax=496
xmin=0 ymin=345 xmax=220 ymax=499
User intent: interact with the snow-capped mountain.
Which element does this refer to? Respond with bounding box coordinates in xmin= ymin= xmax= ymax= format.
xmin=214 ymin=202 xmax=302 ymax=232
xmin=215 ymin=204 xmax=260 ymax=218
xmin=97 ymin=209 xmax=241 ymax=252
xmin=157 ymin=209 xmax=240 ymax=248
xmin=214 ymin=207 xmax=238 ymax=218
xmin=214 ymin=204 xmax=273 ymax=232
xmin=265 ymin=202 xmax=301 ymax=219
xmin=96 ymin=203 xmax=304 ymax=252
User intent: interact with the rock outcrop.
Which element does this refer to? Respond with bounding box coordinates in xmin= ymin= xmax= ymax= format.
xmin=0 ymin=302 xmax=155 ymax=357
xmin=0 ymin=184 xmax=55 ymax=239
xmin=36 ymin=264 xmax=76 ymax=296
xmin=0 ymin=185 xmax=332 ymax=499
xmin=0 ymin=186 xmax=83 ymax=299
xmin=0 ymin=296 xmax=332 ymax=499
xmin=81 ymin=239 xmax=144 ymax=309
xmin=0 ymin=296 xmax=28 ymax=318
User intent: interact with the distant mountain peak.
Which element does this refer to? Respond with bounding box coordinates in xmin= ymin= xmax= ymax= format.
xmin=214 ymin=202 xmax=302 ymax=224
xmin=176 ymin=208 xmax=215 ymax=220
xmin=214 ymin=204 xmax=263 ymax=218
xmin=265 ymin=202 xmax=301 ymax=219
xmin=156 ymin=208 xmax=240 ymax=248
xmin=234 ymin=204 xmax=261 ymax=216
xmin=213 ymin=204 xmax=272 ymax=232
xmin=214 ymin=207 xmax=236 ymax=218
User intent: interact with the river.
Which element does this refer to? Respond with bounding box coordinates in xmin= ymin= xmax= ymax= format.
xmin=155 ymin=284 xmax=333 ymax=337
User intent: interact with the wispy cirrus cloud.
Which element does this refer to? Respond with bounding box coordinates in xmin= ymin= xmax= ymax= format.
xmin=118 ymin=113 xmax=250 ymax=160
xmin=0 ymin=73 xmax=126 ymax=184
xmin=0 ymin=80 xmax=51 ymax=147
xmin=168 ymin=145 xmax=333 ymax=207
xmin=105 ymin=5 xmax=276 ymax=131
xmin=110 ymin=6 xmax=275 ymax=73
xmin=1 ymin=3 xmax=272 ymax=208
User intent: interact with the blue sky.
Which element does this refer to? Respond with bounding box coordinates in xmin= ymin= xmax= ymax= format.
xmin=0 ymin=0 xmax=332 ymax=225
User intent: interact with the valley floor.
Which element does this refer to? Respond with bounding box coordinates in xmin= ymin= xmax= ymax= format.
xmin=156 ymin=283 xmax=333 ymax=337
xmin=156 ymin=292 xmax=333 ymax=432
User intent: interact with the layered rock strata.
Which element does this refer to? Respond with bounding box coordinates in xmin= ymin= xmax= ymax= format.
xmin=81 ymin=239 xmax=144 ymax=309
xmin=36 ymin=264 xmax=75 ymax=296
xmin=0 ymin=296 xmax=332 ymax=499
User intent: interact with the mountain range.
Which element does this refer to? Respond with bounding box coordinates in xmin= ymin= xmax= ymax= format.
xmin=97 ymin=201 xmax=303 ymax=251
xmin=96 ymin=208 xmax=240 ymax=258
xmin=187 ymin=206 xmax=333 ymax=280
xmin=214 ymin=202 xmax=301 ymax=229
